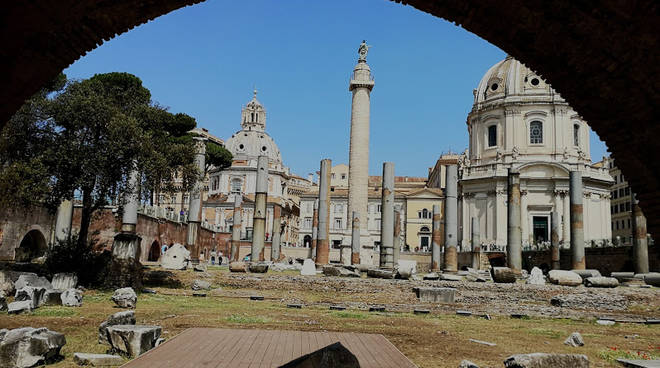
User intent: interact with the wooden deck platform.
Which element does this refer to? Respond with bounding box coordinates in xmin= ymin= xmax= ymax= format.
xmin=121 ymin=328 xmax=417 ymax=368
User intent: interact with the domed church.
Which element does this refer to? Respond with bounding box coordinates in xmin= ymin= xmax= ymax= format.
xmin=457 ymin=56 xmax=613 ymax=250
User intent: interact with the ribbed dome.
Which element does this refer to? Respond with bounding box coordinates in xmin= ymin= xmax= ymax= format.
xmin=225 ymin=130 xmax=282 ymax=163
xmin=474 ymin=56 xmax=560 ymax=106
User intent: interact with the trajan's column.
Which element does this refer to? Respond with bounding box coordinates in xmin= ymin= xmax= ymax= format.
xmin=348 ymin=40 xmax=375 ymax=263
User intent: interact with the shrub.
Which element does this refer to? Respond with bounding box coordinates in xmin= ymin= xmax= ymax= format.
xmin=44 ymin=234 xmax=111 ymax=287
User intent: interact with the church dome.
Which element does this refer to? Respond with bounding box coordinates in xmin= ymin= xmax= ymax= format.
xmin=225 ymin=130 xmax=282 ymax=163
xmin=473 ymin=56 xmax=561 ymax=106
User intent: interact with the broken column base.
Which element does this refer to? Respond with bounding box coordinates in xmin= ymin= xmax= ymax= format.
xmin=106 ymin=232 xmax=142 ymax=290
xmin=413 ymin=287 xmax=456 ymax=303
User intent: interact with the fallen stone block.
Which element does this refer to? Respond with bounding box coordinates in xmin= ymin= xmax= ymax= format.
xmin=596 ymin=319 xmax=615 ymax=326
xmin=338 ymin=267 xmax=360 ymax=277
xmin=322 ymin=265 xmax=341 ymax=277
xmin=61 ymin=288 xmax=83 ymax=307
xmin=279 ymin=342 xmax=359 ymax=368
xmin=440 ymin=273 xmax=464 ymax=282
xmin=456 ymin=310 xmax=472 ymax=316
xmin=106 ymin=325 xmax=161 ymax=358
xmin=248 ymin=263 xmax=269 ymax=273
xmin=15 ymin=286 xmax=47 ymax=307
xmin=367 ymin=269 xmax=395 ymax=279
xmin=191 ymin=280 xmax=211 ymax=291
xmin=7 ymin=300 xmax=33 ymax=314
xmin=413 ymin=287 xmax=456 ymax=303
xmin=396 ymin=260 xmax=417 ymax=279
xmin=423 ymin=272 xmax=440 ymax=280
xmin=564 ymin=332 xmax=584 ymax=347
xmin=526 ymin=267 xmax=545 ymax=285
xmin=548 ymin=270 xmax=582 ymax=286
xmin=193 ymin=263 xmax=207 ymax=272
xmin=229 ymin=261 xmax=248 ymax=273
xmin=504 ymin=353 xmax=589 ymax=368
xmin=0 ymin=327 xmax=66 ymax=367
xmin=51 ymin=273 xmax=78 ymax=290
xmin=73 ymin=352 xmax=123 ymax=366
xmin=300 ymin=259 xmax=316 ymax=276
xmin=160 ymin=243 xmax=190 ymax=270
xmin=111 ymin=287 xmax=137 ymax=308
xmin=643 ymin=273 xmax=660 ymax=287
xmin=491 ymin=267 xmax=517 ymax=283
xmin=469 ymin=338 xmax=496 ymax=346
xmin=571 ymin=269 xmax=602 ymax=280
xmin=0 ymin=271 xmax=17 ymax=296
xmin=15 ymin=274 xmax=52 ymax=290
xmin=43 ymin=290 xmax=63 ymax=306
xmin=610 ymin=272 xmax=635 ymax=282
xmin=551 ymin=293 xmax=628 ymax=310
xmin=616 ymin=358 xmax=660 ymax=367
xmin=584 ymin=276 xmax=619 ymax=288
xmin=99 ymin=310 xmax=136 ymax=345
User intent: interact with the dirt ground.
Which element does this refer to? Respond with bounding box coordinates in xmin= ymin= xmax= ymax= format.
xmin=1 ymin=266 xmax=658 ymax=367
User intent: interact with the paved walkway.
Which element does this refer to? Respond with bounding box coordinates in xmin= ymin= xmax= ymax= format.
xmin=121 ymin=328 xmax=417 ymax=368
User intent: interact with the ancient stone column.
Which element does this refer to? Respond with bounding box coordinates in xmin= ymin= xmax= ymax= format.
xmin=53 ymin=199 xmax=73 ymax=244
xmin=347 ymin=43 xmax=375 ymax=260
xmin=443 ymin=164 xmax=458 ymax=272
xmin=230 ymin=196 xmax=242 ymax=262
xmin=310 ymin=199 xmax=318 ymax=259
xmin=251 ymin=155 xmax=268 ymax=262
xmin=122 ymin=168 xmax=139 ymax=233
xmin=351 ymin=211 xmax=361 ymax=265
xmin=271 ymin=205 xmax=282 ymax=262
xmin=632 ymin=195 xmax=649 ymax=274
xmin=393 ymin=208 xmax=401 ymax=267
xmin=186 ymin=137 xmax=206 ymax=263
xmin=569 ymin=171 xmax=585 ymax=270
xmin=316 ymin=159 xmax=332 ymax=265
xmin=471 ymin=217 xmax=481 ymax=270
xmin=507 ymin=169 xmax=522 ymax=272
xmin=551 ymin=211 xmax=560 ymax=270
xmin=431 ymin=204 xmax=442 ymax=271
xmin=379 ymin=162 xmax=395 ymax=269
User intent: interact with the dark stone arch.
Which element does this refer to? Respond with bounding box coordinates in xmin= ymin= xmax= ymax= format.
xmin=1 ymin=0 xmax=659 ymax=234
xmin=15 ymin=229 xmax=48 ymax=262
xmin=148 ymin=239 xmax=161 ymax=262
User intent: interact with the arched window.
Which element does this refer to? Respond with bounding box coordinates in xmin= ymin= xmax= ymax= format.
xmin=420 ymin=226 xmax=430 ymax=232
xmin=487 ymin=125 xmax=497 ymax=147
xmin=573 ymin=123 xmax=580 ymax=146
xmin=530 ymin=121 xmax=543 ymax=144
xmin=421 ymin=208 xmax=429 ymax=219
xmin=230 ymin=178 xmax=243 ymax=194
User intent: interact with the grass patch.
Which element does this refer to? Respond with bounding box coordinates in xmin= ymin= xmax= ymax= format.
xmin=527 ymin=328 xmax=563 ymax=339
xmin=332 ymin=311 xmax=369 ymax=319
xmin=31 ymin=307 xmax=78 ymax=317
xmin=598 ymin=347 xmax=659 ymax=363
xmin=226 ymin=314 xmax=270 ymax=324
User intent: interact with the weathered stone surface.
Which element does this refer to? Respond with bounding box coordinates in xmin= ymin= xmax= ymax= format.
xmin=596 ymin=319 xmax=615 ymax=326
xmin=191 ymin=280 xmax=210 ymax=291
xmin=610 ymin=272 xmax=635 ymax=282
xmin=51 ymin=273 xmax=78 ymax=290
xmin=459 ymin=359 xmax=479 ymax=368
xmin=0 ymin=271 xmax=16 ymax=296
xmin=229 ymin=261 xmax=248 ymax=273
xmin=300 ymin=259 xmax=316 ymax=276
xmin=548 ymin=270 xmax=582 ymax=286
xmin=106 ymin=325 xmax=161 ymax=358
xmin=160 ymin=243 xmax=190 ymax=270
xmin=0 ymin=327 xmax=66 ymax=368
xmin=279 ymin=342 xmax=359 ymax=368
xmin=248 ymin=263 xmax=269 ymax=273
xmin=571 ymin=269 xmax=602 ymax=280
xmin=61 ymin=288 xmax=83 ymax=307
xmin=270 ymin=262 xmax=302 ymax=272
xmin=423 ymin=272 xmax=440 ymax=280
xmin=322 ymin=265 xmax=341 ymax=277
xmin=413 ymin=287 xmax=456 ymax=303
xmin=584 ymin=277 xmax=619 ymax=288
xmin=43 ymin=290 xmax=63 ymax=306
xmin=73 ymin=352 xmax=123 ymax=366
xmin=338 ymin=267 xmax=361 ymax=278
xmin=193 ymin=263 xmax=207 ymax=272
xmin=440 ymin=273 xmax=464 ymax=281
xmin=7 ymin=300 xmax=33 ymax=314
xmin=15 ymin=286 xmax=47 ymax=307
xmin=527 ymin=267 xmax=545 ymax=285
xmin=396 ymin=260 xmax=417 ymax=279
xmin=111 ymin=287 xmax=137 ymax=308
xmin=616 ymin=358 xmax=660 ymax=367
xmin=491 ymin=267 xmax=517 ymax=283
xmin=15 ymin=274 xmax=52 ymax=290
xmin=550 ymin=293 xmax=628 ymax=310
xmin=564 ymin=332 xmax=584 ymax=347
xmin=367 ymin=269 xmax=395 ymax=279
xmin=99 ymin=310 xmax=136 ymax=345
xmin=643 ymin=273 xmax=660 ymax=287
xmin=504 ymin=353 xmax=589 ymax=368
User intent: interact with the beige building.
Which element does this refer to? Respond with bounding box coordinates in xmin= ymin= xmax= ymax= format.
xmin=606 ymin=157 xmax=642 ymax=245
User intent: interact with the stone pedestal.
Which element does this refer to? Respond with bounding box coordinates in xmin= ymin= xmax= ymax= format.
xmin=106 ymin=232 xmax=142 ymax=289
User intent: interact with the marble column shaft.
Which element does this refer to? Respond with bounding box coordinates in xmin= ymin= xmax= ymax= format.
xmin=310 ymin=199 xmax=318 ymax=259
xmin=443 ymin=164 xmax=458 ymax=272
xmin=251 ymin=156 xmax=268 ymax=262
xmin=379 ymin=162 xmax=395 ymax=269
xmin=507 ymin=169 xmax=522 ymax=271
xmin=551 ymin=211 xmax=560 ymax=270
xmin=471 ymin=217 xmax=481 ymax=269
xmin=231 ymin=196 xmax=242 ymax=262
xmin=351 ymin=211 xmax=361 ymax=265
xmin=271 ymin=205 xmax=282 ymax=261
xmin=54 ymin=199 xmax=73 ymax=244
xmin=431 ymin=204 xmax=442 ymax=271
xmin=632 ymin=195 xmax=649 ymax=274
xmin=316 ymin=159 xmax=332 ymax=265
xmin=569 ymin=171 xmax=585 ymax=270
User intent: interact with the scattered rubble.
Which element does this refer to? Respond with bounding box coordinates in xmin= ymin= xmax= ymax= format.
xmin=51 ymin=273 xmax=78 ymax=290
xmin=563 ymin=332 xmax=584 ymax=347
xmin=504 ymin=353 xmax=589 ymax=368
xmin=300 ymin=259 xmax=316 ymax=276
xmin=61 ymin=288 xmax=83 ymax=307
xmin=99 ymin=310 xmax=136 ymax=345
xmin=584 ymin=277 xmax=619 ymax=288
xmin=106 ymin=325 xmax=161 ymax=358
xmin=548 ymin=270 xmax=582 ymax=286
xmin=73 ymin=352 xmax=123 ymax=366
xmin=491 ymin=267 xmax=516 ymax=283
xmin=229 ymin=262 xmax=248 ymax=273
xmin=191 ymin=280 xmax=211 ymax=291
xmin=526 ymin=267 xmax=545 ymax=285
xmin=160 ymin=243 xmax=190 ymax=270
xmin=111 ymin=287 xmax=137 ymax=309
xmin=0 ymin=327 xmax=66 ymax=368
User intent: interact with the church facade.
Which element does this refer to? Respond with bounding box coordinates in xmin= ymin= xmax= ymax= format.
xmin=457 ymin=56 xmax=613 ymax=250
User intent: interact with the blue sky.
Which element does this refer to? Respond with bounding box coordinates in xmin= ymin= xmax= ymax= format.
xmin=64 ymin=0 xmax=608 ymax=178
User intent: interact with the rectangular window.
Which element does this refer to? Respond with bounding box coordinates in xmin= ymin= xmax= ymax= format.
xmin=625 ymin=201 xmax=631 ymax=212
xmin=529 ymin=121 xmax=543 ymax=144
xmin=334 ymin=218 xmax=342 ymax=230
xmin=573 ymin=124 xmax=580 ymax=146
xmin=488 ymin=125 xmax=497 ymax=147
xmin=377 ymin=204 xmax=381 ymax=213
xmin=341 ymin=174 xmax=346 ymax=180
xmin=304 ymin=217 xmax=312 ymax=229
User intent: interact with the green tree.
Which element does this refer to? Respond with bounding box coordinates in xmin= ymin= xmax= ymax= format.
xmin=205 ymin=140 xmax=233 ymax=174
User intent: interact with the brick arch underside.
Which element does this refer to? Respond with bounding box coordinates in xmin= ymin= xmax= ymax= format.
xmin=1 ymin=1 xmax=659 ymax=234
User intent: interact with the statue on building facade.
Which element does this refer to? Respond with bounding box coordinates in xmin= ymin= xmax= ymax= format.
xmin=358 ymin=40 xmax=370 ymax=62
